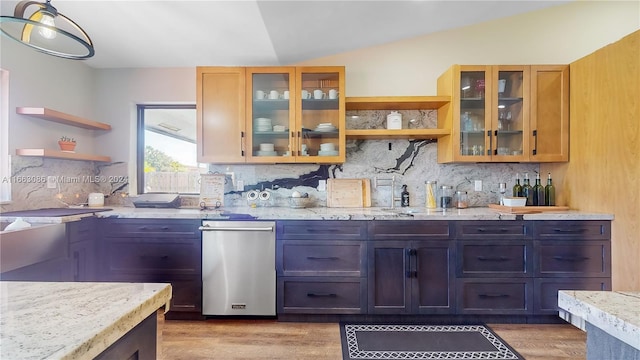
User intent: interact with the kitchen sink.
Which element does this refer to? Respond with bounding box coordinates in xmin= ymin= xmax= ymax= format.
xmin=0 ymin=222 xmax=67 ymax=273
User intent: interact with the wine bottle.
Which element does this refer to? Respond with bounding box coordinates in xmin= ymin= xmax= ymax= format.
xmin=522 ymin=172 xmax=533 ymax=206
xmin=545 ymin=173 xmax=556 ymax=206
xmin=533 ymin=172 xmax=545 ymax=206
xmin=512 ymin=173 xmax=523 ymax=197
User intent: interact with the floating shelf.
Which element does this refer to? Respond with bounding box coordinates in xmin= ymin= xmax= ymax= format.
xmin=16 ymin=149 xmax=112 ymax=162
xmin=16 ymin=107 xmax=112 ymax=130
xmin=345 ymin=96 xmax=450 ymax=110
xmin=345 ymin=128 xmax=451 ymax=140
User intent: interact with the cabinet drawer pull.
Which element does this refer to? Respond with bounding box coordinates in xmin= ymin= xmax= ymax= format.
xmin=161 ymin=226 xmax=170 ymax=231
xmin=477 ymin=256 xmax=509 ymax=262
xmin=552 ymin=228 xmax=587 ymax=234
xmin=553 ymin=256 xmax=590 ymax=262
xmin=305 ymin=228 xmax=340 ymax=233
xmin=478 ymin=293 xmax=510 ymax=298
xmin=172 ymin=304 xmax=197 ymax=309
xmin=307 ymin=293 xmax=337 ymax=298
xmin=139 ymin=255 xmax=169 ymax=260
xmin=306 ymin=256 xmax=339 ymax=261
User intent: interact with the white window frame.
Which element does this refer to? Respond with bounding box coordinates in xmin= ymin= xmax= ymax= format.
xmin=0 ymin=69 xmax=11 ymax=203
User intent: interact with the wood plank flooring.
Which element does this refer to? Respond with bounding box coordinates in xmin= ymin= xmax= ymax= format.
xmin=158 ymin=317 xmax=586 ymax=359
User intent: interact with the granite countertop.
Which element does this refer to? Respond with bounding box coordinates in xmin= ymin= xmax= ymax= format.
xmin=558 ymin=290 xmax=640 ymax=350
xmin=1 ymin=206 xmax=614 ymax=223
xmin=0 ymin=281 xmax=172 ymax=360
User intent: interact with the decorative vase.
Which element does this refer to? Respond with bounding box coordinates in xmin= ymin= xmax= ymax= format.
xmin=58 ymin=141 xmax=76 ymax=152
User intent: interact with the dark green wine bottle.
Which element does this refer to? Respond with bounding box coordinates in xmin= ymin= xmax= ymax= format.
xmin=522 ymin=172 xmax=533 ymax=206
xmin=545 ymin=173 xmax=556 ymax=206
xmin=533 ymin=172 xmax=545 ymax=206
xmin=513 ymin=173 xmax=522 ymax=197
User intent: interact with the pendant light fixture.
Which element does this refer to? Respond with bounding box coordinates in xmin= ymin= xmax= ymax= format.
xmin=0 ymin=0 xmax=94 ymax=59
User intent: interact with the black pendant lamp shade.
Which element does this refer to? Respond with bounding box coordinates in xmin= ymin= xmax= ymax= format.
xmin=0 ymin=0 xmax=94 ymax=59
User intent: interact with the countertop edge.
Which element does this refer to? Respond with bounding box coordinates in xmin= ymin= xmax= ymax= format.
xmin=558 ymin=290 xmax=640 ymax=350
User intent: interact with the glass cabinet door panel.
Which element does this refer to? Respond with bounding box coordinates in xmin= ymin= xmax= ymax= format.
xmin=247 ymin=69 xmax=295 ymax=162
xmin=494 ymin=67 xmax=529 ymax=160
xmin=459 ymin=70 xmax=489 ymax=158
xmin=297 ymin=68 xmax=344 ymax=161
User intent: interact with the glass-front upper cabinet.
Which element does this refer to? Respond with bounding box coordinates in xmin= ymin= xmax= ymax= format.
xmin=295 ymin=67 xmax=345 ymax=163
xmin=492 ymin=66 xmax=529 ymax=162
xmin=246 ymin=67 xmax=296 ymax=163
xmin=458 ymin=67 xmax=490 ymax=161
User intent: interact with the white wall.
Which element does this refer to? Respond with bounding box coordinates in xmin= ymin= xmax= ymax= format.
xmin=296 ymin=1 xmax=640 ymax=96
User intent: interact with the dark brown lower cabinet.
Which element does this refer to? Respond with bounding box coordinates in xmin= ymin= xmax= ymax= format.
xmin=368 ymin=221 xmax=454 ymax=315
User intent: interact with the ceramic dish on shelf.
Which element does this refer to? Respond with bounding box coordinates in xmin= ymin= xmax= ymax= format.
xmin=318 ymin=150 xmax=339 ymax=156
xmin=255 ymin=150 xmax=278 ymax=156
xmin=314 ymin=126 xmax=337 ymax=132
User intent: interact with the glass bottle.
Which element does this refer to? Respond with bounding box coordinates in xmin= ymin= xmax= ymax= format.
xmin=439 ymin=185 xmax=454 ymax=209
xmin=512 ymin=173 xmax=522 ymax=197
xmin=522 ymin=173 xmax=533 ymax=206
xmin=545 ymin=173 xmax=556 ymax=206
xmin=533 ymin=172 xmax=545 ymax=206
xmin=401 ymin=185 xmax=410 ymax=207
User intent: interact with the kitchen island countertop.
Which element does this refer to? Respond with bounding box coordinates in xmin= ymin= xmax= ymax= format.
xmin=0 ymin=281 xmax=172 ymax=360
xmin=1 ymin=205 xmax=614 ymax=223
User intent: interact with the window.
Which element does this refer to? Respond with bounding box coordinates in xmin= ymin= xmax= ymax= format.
xmin=137 ymin=104 xmax=206 ymax=194
xmin=0 ymin=69 xmax=10 ymax=203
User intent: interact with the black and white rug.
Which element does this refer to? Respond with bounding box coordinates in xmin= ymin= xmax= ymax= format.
xmin=340 ymin=324 xmax=524 ymax=360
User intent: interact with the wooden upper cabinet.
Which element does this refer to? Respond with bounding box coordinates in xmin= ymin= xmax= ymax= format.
xmin=196 ymin=67 xmax=246 ymax=163
xmin=530 ymin=65 xmax=569 ymax=162
xmin=437 ymin=64 xmax=568 ymax=163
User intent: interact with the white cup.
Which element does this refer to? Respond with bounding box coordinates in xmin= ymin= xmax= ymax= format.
xmin=328 ymin=89 xmax=338 ymax=99
xmin=260 ymin=143 xmax=274 ymax=151
xmin=301 ymin=90 xmax=311 ymax=99
xmin=269 ymin=90 xmax=279 ymax=100
xmin=313 ymin=89 xmax=325 ymax=99
xmin=283 ymin=90 xmax=290 ymax=99
xmin=320 ymin=143 xmax=335 ymax=151
xmin=255 ymin=90 xmax=265 ymax=99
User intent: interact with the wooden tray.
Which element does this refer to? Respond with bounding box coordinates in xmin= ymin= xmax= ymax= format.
xmin=488 ymin=204 xmax=569 ymax=214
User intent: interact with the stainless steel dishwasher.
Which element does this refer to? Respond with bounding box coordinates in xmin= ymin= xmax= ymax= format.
xmin=200 ymin=220 xmax=276 ymax=316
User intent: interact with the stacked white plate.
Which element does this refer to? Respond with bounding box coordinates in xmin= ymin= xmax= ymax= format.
xmin=314 ymin=123 xmax=337 ymax=132
xmin=254 ymin=118 xmax=272 ymax=132
xmin=256 ymin=150 xmax=277 ymax=156
xmin=318 ymin=150 xmax=339 ymax=156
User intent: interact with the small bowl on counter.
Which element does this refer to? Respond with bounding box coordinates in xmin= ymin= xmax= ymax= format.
xmin=502 ymin=197 xmax=527 ymax=207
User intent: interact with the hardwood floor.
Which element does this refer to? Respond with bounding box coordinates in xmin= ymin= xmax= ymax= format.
xmin=158 ymin=316 xmax=586 ymax=359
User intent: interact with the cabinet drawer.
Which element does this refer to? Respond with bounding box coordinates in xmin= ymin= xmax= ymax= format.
xmin=101 ymin=219 xmax=201 ymax=238
xmin=535 ymin=241 xmax=610 ymax=277
xmin=370 ymin=221 xmax=450 ymax=239
xmin=280 ymin=241 xmax=365 ymax=276
xmin=102 ymin=274 xmax=201 ymax=312
xmin=278 ymin=277 xmax=366 ymax=314
xmin=534 ymin=278 xmax=610 ymax=314
xmin=457 ymin=279 xmax=533 ymax=314
xmin=455 ymin=221 xmax=530 ymax=239
xmin=67 ymin=217 xmax=95 ymax=243
xmin=458 ymin=241 xmax=532 ymax=277
xmin=534 ymin=221 xmax=610 ymax=239
xmin=102 ymin=238 xmax=200 ymax=276
xmin=277 ymin=221 xmax=367 ymax=240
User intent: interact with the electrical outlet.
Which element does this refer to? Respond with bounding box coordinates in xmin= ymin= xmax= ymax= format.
xmin=474 ymin=180 xmax=483 ymax=191
xmin=47 ymin=176 xmax=57 ymax=189
xmin=318 ymin=180 xmax=326 ymax=192
xmin=236 ymin=180 xmax=244 ymax=192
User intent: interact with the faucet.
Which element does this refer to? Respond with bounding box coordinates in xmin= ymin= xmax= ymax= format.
xmin=374 ymin=176 xmax=401 ymax=209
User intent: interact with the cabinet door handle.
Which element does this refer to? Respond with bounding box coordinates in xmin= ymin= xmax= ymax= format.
xmin=241 ymin=131 xmax=245 ymax=156
xmin=532 ymin=129 xmax=538 ymax=156
xmin=73 ymin=251 xmax=80 ymax=281
xmin=487 ymin=130 xmax=492 ymax=156
xmin=307 ymin=293 xmax=337 ymax=298
xmin=139 ymin=255 xmax=169 ymax=260
xmin=553 ymin=256 xmax=590 ymax=262
xmin=477 ymin=256 xmax=509 ymax=262
xmin=479 ymin=293 xmax=510 ymax=298
xmin=552 ymin=228 xmax=587 ymax=234
xmin=306 ymin=256 xmax=339 ymax=261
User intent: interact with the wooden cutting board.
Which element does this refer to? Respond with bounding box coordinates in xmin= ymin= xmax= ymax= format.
xmin=327 ymin=179 xmax=371 ymax=208
xmin=488 ymin=204 xmax=570 ymax=214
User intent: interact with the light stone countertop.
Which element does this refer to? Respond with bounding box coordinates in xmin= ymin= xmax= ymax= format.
xmin=0 ymin=281 xmax=172 ymax=360
xmin=558 ymin=290 xmax=640 ymax=350
xmin=1 ymin=206 xmax=614 ymax=223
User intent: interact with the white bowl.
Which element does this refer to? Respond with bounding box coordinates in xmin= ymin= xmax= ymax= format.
xmin=503 ymin=197 xmax=527 ymax=206
xmin=259 ymin=143 xmax=274 ymax=151
xmin=320 ymin=143 xmax=335 ymax=151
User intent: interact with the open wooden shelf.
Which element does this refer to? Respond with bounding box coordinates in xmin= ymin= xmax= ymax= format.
xmin=16 ymin=149 xmax=112 ymax=162
xmin=346 ymin=128 xmax=451 ymax=140
xmin=345 ymin=96 xmax=450 ymax=110
xmin=17 ymin=107 xmax=112 ymax=130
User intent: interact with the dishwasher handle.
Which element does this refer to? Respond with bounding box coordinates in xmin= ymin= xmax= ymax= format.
xmin=199 ymin=225 xmax=274 ymax=232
